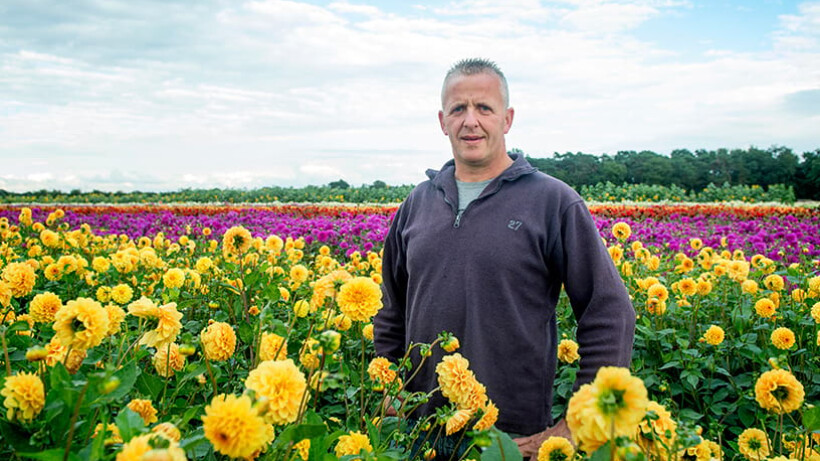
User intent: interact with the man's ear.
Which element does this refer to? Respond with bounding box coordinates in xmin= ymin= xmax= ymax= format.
xmin=504 ymin=107 xmax=514 ymax=134
xmin=439 ymin=110 xmax=447 ymax=135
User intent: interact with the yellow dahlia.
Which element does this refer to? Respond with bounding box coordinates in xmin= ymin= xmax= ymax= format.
xmin=1 ymin=372 xmax=45 ymax=422
xmin=293 ymin=439 xmax=310 ymax=460
xmin=764 ymin=274 xmax=785 ymax=292
xmin=195 ymin=256 xmax=213 ymax=273
xmin=337 ymin=276 xmax=383 ymax=322
xmin=679 ymin=278 xmax=698 ymax=296
xmin=442 ymin=336 xmax=460 ymax=353
xmin=362 ymin=323 xmax=374 ymax=341
xmin=368 ymin=357 xmax=398 ymax=384
xmin=754 ymin=298 xmax=777 ymax=318
xmin=697 ymin=280 xmax=713 ymax=296
xmin=537 ymin=436 xmax=574 ymax=461
xmin=771 ymin=327 xmax=796 ymax=350
xmin=153 ymin=343 xmax=186 ymax=378
xmin=265 ymin=235 xmax=284 ymax=254
xmin=612 ymin=222 xmax=631 ymax=241
xmin=91 ymin=256 xmax=110 ymax=273
xmin=436 ymin=354 xmax=478 ymax=406
xmin=128 ymin=297 xmax=183 ymax=349
xmin=190 ymin=412 xmax=269 ymax=459
xmin=566 ymin=367 xmax=648 ymax=453
xmin=40 ymin=229 xmax=60 ymax=248
xmin=116 ymin=432 xmax=186 ymax=461
xmin=473 ymin=400 xmax=499 ymax=431
xmin=299 ymin=338 xmax=321 ymax=370
xmin=293 ymin=300 xmax=310 ymax=318
xmin=741 ymin=279 xmax=759 ymax=295
xmin=110 ymin=283 xmax=134 ymax=305
xmin=222 ymin=226 xmax=253 ymax=255
xmin=1 ymin=262 xmax=37 ymax=298
xmin=93 ymin=423 xmax=122 ymax=445
xmin=201 ymin=321 xmax=237 ymax=361
xmin=557 ymin=339 xmax=580 ymax=363
xmin=0 ymin=281 xmax=12 ymax=308
xmin=738 ymin=428 xmax=770 ymax=460
xmin=755 ymin=369 xmax=804 ymax=414
xmin=52 ymin=297 xmax=110 ymax=350
xmin=152 ymin=422 xmax=182 ymax=442
xmin=105 ymin=304 xmax=126 ymax=336
xmin=811 ymin=302 xmax=820 ymax=324
xmin=127 ymin=398 xmax=158 ymax=424
xmin=701 ymin=325 xmax=725 ymax=346
xmin=162 ymin=268 xmax=185 ymax=289
xmin=290 ymin=264 xmax=309 ymax=284
xmin=636 ymin=400 xmax=677 ymax=458
xmin=445 ymin=408 xmax=473 ymax=435
xmin=29 ymin=292 xmax=63 ymax=323
xmin=335 ymin=430 xmax=373 ymax=457
xmin=647 ymin=283 xmax=669 ymax=302
xmin=259 ymin=332 xmax=288 ymax=361
xmin=245 ymin=359 xmax=307 ymax=425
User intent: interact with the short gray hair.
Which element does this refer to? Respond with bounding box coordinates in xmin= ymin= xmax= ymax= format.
xmin=441 ymin=58 xmax=509 ymax=108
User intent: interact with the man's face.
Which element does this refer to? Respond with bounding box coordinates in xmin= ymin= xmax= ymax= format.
xmin=438 ymin=72 xmax=514 ymax=173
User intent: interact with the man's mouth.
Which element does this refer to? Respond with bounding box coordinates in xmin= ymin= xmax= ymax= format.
xmin=461 ymin=135 xmax=484 ymax=143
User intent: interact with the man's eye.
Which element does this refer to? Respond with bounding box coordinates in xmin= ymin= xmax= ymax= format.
xmin=451 ymin=106 xmax=464 ymax=114
xmin=479 ymin=105 xmax=492 ymax=112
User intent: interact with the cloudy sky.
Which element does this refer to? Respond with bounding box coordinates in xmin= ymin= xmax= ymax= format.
xmin=1 ymin=0 xmax=818 ymax=192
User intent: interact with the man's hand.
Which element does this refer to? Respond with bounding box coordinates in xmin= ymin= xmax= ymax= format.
xmin=381 ymin=395 xmax=405 ymax=417
xmin=513 ymin=419 xmax=573 ymax=459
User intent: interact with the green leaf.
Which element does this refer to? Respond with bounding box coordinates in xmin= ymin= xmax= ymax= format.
xmin=180 ymin=429 xmax=209 ymax=450
xmin=181 ymin=428 xmax=212 ymax=457
xmin=238 ymin=322 xmax=254 ymax=345
xmin=115 ymin=408 xmax=146 ymax=442
xmin=804 ymin=406 xmax=820 ymax=432
xmin=101 ymin=361 xmax=140 ymax=403
xmin=17 ymin=449 xmax=81 ymax=461
xmin=135 ymin=370 xmax=164 ymax=400
xmin=589 ymin=441 xmax=613 ymax=461
xmin=276 ymin=423 xmax=327 ymax=446
xmin=0 ymin=419 xmax=37 ymax=453
xmin=6 ymin=320 xmax=31 ymax=334
xmin=180 ymin=404 xmax=205 ymax=427
xmin=481 ymin=428 xmax=523 ymax=461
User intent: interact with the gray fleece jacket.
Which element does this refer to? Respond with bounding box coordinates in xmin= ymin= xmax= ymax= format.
xmin=374 ymin=154 xmax=635 ymax=436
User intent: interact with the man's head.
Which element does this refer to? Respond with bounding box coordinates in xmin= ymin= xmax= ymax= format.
xmin=441 ymin=58 xmax=510 ymax=109
xmin=439 ymin=58 xmax=514 ymax=180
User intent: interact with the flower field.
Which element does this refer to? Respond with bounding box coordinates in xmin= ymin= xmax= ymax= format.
xmin=0 ymin=203 xmax=818 ymax=460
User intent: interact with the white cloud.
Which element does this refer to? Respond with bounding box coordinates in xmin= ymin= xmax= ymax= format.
xmin=0 ymin=0 xmax=818 ymax=193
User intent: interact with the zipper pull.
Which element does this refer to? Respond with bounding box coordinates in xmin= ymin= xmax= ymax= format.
xmin=454 ymin=211 xmax=462 ymax=228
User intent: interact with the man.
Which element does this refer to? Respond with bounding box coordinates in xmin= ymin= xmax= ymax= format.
xmin=373 ymin=58 xmax=635 ymax=459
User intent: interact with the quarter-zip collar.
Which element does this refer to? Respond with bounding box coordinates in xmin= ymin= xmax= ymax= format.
xmin=426 ymin=153 xmax=538 ymax=214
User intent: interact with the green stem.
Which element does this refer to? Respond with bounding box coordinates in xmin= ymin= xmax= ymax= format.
xmin=1 ymin=329 xmax=10 ymax=377
xmin=63 ymin=380 xmax=90 ymax=461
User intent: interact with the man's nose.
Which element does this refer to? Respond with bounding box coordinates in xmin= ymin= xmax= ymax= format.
xmin=463 ymin=107 xmax=479 ymax=127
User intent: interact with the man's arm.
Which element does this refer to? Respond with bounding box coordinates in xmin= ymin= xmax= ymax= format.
xmin=560 ymin=200 xmax=636 ymax=389
xmin=516 ymin=201 xmax=634 ymax=457
xmin=373 ymin=208 xmax=409 ymax=364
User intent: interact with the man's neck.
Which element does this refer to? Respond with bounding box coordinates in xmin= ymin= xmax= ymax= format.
xmin=454 ymin=155 xmax=514 ymax=182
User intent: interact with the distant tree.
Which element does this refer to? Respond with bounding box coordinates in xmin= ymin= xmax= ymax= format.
xmin=328 ymin=179 xmax=350 ymax=189
xmin=795 ymin=149 xmax=820 ymax=200
xmin=371 ymin=180 xmax=387 ymax=189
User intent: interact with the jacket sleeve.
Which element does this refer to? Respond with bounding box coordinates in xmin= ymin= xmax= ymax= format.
xmin=559 ymin=201 xmax=636 ymax=390
xmin=373 ymin=204 xmax=409 ymax=364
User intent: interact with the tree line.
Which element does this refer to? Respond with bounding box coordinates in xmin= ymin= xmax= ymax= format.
xmin=521 ymin=146 xmax=820 ymax=200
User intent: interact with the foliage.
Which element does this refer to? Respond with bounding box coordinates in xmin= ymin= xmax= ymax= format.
xmin=0 ymin=205 xmax=818 ymax=460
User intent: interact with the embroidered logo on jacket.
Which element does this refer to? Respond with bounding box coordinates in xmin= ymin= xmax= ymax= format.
xmin=507 ymin=220 xmax=522 ymax=231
